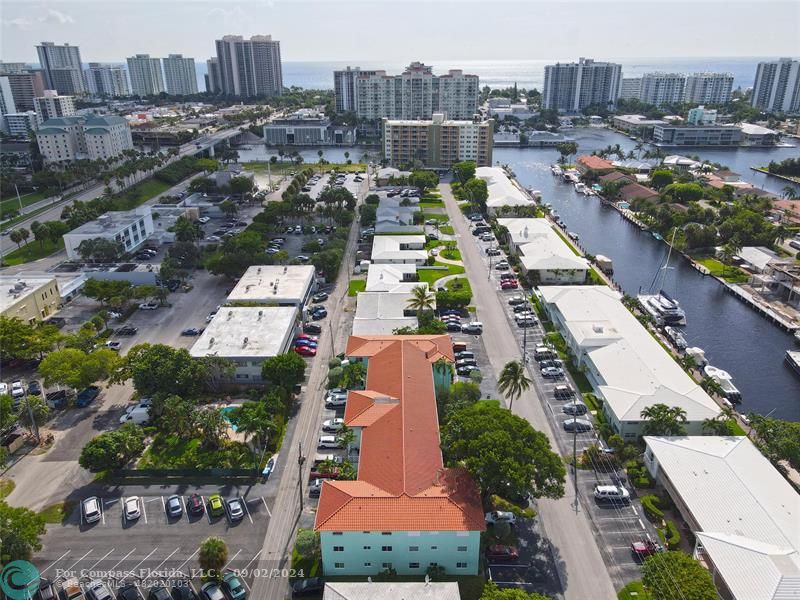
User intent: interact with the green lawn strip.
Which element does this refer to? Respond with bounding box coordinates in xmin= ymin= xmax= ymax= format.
xmin=290 ymin=548 xmax=320 ymax=579
xmin=348 ymin=279 xmax=366 ymax=296
xmin=0 ymin=190 xmax=49 ymax=214
xmin=244 ymin=162 xmax=366 ymax=175
xmin=416 ymin=262 xmax=465 ymax=285
xmin=441 ymin=249 xmax=462 ymax=261
xmin=618 ymin=581 xmax=652 ymax=600
xmin=691 ymin=255 xmax=750 ymax=283
xmin=1 ymin=239 xmax=64 ymax=266
xmin=418 ymin=201 xmax=445 ymax=210
xmin=552 ymin=226 xmax=582 ymax=256
xmin=0 ymin=478 xmax=15 ymax=499
xmin=108 ymin=179 xmax=172 ymax=211
xmin=421 ymin=212 xmax=449 ymax=222
xmin=439 ymin=225 xmax=455 ymax=235
xmin=39 ymin=500 xmax=77 ymax=524
xmin=138 ymin=433 xmax=252 ymax=469
xmin=445 ymin=277 xmax=471 ymax=294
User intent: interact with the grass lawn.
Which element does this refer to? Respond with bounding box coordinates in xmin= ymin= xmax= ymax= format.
xmin=1 ymin=239 xmax=64 ymax=266
xmin=618 ymin=581 xmax=652 ymax=600
xmin=0 ymin=190 xmax=49 ymax=215
xmin=445 ymin=277 xmax=471 ymax=294
xmin=139 ymin=433 xmax=252 ymax=469
xmin=692 ymin=255 xmax=750 ymax=283
xmin=441 ymin=248 xmax=462 ymax=261
xmin=109 ymin=179 xmax=172 ymax=211
xmin=0 ymin=478 xmax=15 ymax=499
xmin=417 ymin=262 xmax=465 ymax=285
xmin=348 ymin=279 xmax=366 ymax=296
xmin=439 ymin=225 xmax=455 ymax=235
xmin=422 ymin=212 xmax=450 ymax=222
xmin=418 ymin=201 xmax=445 ymax=210
xmin=39 ymin=501 xmax=77 ymax=524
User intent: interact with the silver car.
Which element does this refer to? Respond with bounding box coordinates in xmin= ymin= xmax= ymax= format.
xmin=226 ymin=497 xmax=244 ymax=521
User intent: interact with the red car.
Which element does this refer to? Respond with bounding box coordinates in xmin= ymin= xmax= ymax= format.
xmin=294 ymin=345 xmax=317 ymax=357
xmin=485 ymin=545 xmax=519 ymax=562
xmin=309 ymin=468 xmax=340 ymax=480
xmin=500 ymin=280 xmax=519 ymax=289
xmin=296 ymin=334 xmax=318 ymax=342
xmin=631 ymin=539 xmax=663 ymax=560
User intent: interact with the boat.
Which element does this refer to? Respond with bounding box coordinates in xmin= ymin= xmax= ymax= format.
xmin=551 ymin=165 xmax=563 ymax=176
xmin=575 ymin=182 xmax=586 ymax=193
xmin=652 ymin=232 xmax=664 ymax=241
xmin=638 ymin=291 xmax=687 ymax=326
xmin=664 ymin=326 xmax=687 ymax=350
xmin=786 ymin=350 xmax=800 ymax=377
xmin=685 ymin=347 xmax=708 ymax=367
xmin=794 ymin=330 xmax=800 ymax=345
xmin=568 ymin=232 xmax=580 ymax=242
xmin=583 ymin=187 xmax=595 ymax=196
xmin=703 ymin=365 xmax=742 ymax=402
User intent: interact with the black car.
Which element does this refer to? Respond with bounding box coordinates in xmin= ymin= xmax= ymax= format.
xmin=186 ymin=493 xmax=204 ymax=516
xmin=311 ymin=307 xmax=327 ymax=320
xmin=181 ymin=328 xmax=204 ymax=336
xmin=148 ymin=586 xmax=172 ymax=600
xmin=303 ymin=323 xmax=322 ymax=334
xmin=291 ymin=578 xmax=325 ymax=597
xmin=35 ymin=580 xmax=56 ymax=600
xmin=457 ymin=366 xmax=479 ymax=376
xmin=118 ymin=584 xmax=144 ymax=600
xmin=312 ymin=292 xmax=328 ymax=303
xmin=27 ymin=380 xmax=42 ymax=396
xmin=117 ymin=326 xmax=138 ymax=336
xmin=170 ymin=585 xmax=198 ymax=600
xmin=446 ymin=322 xmax=463 ymax=332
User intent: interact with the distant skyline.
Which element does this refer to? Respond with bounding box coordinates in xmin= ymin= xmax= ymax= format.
xmin=2 ymin=0 xmax=798 ymax=64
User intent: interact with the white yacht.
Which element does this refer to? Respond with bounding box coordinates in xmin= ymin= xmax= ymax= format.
xmin=551 ymin=165 xmax=563 ymax=176
xmin=664 ymin=326 xmax=688 ymax=350
xmin=786 ymin=350 xmax=800 ymax=377
xmin=574 ymin=182 xmax=586 ymax=193
xmin=703 ymin=365 xmax=742 ymax=402
xmin=638 ymin=291 xmax=687 ymax=326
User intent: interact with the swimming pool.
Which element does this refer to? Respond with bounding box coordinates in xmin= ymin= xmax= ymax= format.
xmin=220 ymin=406 xmax=238 ymax=432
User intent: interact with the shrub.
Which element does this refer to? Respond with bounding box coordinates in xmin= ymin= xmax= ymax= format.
xmin=490 ymin=494 xmax=537 ymax=520
xmin=641 ymin=494 xmax=664 ymax=522
xmin=657 ymin=519 xmax=681 ymax=550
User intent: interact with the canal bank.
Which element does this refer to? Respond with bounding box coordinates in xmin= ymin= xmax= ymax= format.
xmin=495 ymin=129 xmax=800 ymax=421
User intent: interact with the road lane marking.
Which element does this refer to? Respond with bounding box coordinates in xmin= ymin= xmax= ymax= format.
xmin=86 ymin=549 xmax=115 ymax=571
xmin=242 ymin=551 xmax=262 ymax=571
xmin=40 ymin=550 xmax=71 ymax=575
xmin=66 ymin=549 xmax=93 ymax=571
xmin=160 ymin=496 xmax=166 ymax=516
xmin=141 ymin=498 xmax=148 ymax=524
xmin=180 ymin=495 xmax=187 ymax=516
xmin=110 ymin=548 xmax=136 ymax=571
xmin=242 ymin=499 xmax=253 ymax=524
xmin=223 ymin=549 xmax=242 ymax=570
xmin=638 ymin=518 xmax=645 ymax=530
xmin=175 ymin=548 xmax=199 ymax=574
xmin=152 ymin=547 xmax=181 ymax=572
xmin=124 ymin=547 xmax=158 ymax=579
xmin=260 ymin=497 xmax=271 ymax=518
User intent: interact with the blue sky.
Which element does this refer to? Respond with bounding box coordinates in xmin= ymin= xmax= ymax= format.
xmin=2 ymin=0 xmax=798 ymax=63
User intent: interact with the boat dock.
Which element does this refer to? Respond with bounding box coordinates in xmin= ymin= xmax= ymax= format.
xmin=723 ymin=283 xmax=799 ymax=332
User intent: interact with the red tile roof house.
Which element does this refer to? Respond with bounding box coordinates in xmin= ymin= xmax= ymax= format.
xmin=314 ymin=335 xmax=485 ymax=577
xmin=576 ymin=155 xmax=615 ymax=175
xmin=617 ymin=182 xmax=660 ymax=204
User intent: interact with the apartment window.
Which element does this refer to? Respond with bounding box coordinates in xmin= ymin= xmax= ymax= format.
xmin=408 ymin=562 xmax=420 ymax=569
xmin=458 ymin=546 xmax=468 ymax=552
xmin=382 ymin=562 xmax=392 ymax=569
xmin=333 ymin=546 xmax=344 ymax=552
xmin=334 ymin=562 xmax=344 ymax=569
xmin=381 ymin=546 xmax=392 ymax=552
xmin=409 ymin=546 xmax=419 ymax=552
xmin=429 ymin=562 xmax=438 ymax=568
xmin=332 ymin=532 xmax=343 ymax=535
xmin=430 ymin=546 xmax=438 ymax=551
xmin=363 ymin=562 xmax=372 ymax=568
xmin=381 ymin=532 xmax=392 ymax=536
xmin=456 ymin=562 xmax=468 ymax=569
xmin=362 ymin=546 xmax=371 ymax=550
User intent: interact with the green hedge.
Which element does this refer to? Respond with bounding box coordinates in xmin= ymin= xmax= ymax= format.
xmin=641 ymin=494 xmax=664 ymax=522
xmin=657 ymin=519 xmax=681 ymax=550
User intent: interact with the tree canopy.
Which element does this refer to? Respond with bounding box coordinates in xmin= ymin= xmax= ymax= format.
xmin=79 ymin=423 xmax=145 ymax=472
xmin=0 ymin=501 xmax=46 ymax=562
xmin=38 ymin=348 xmax=119 ymax=390
xmin=479 ymin=582 xmax=551 ymax=600
xmin=261 ymin=352 xmax=307 ymax=392
xmin=113 ymin=343 xmax=208 ymax=398
xmin=642 ymin=551 xmax=718 ymax=600
xmin=452 ymin=161 xmax=477 ymax=183
xmin=640 ymin=404 xmax=688 ymax=436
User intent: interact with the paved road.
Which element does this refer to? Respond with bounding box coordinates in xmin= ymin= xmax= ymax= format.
xmin=438 ymin=183 xmax=617 ymax=600
xmin=248 ymin=181 xmax=366 ymax=600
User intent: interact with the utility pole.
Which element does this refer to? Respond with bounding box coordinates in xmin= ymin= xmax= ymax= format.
xmin=14 ymin=184 xmax=23 ymax=213
xmin=26 ymin=397 xmax=40 ymax=444
xmin=297 ymin=442 xmax=305 ymax=513
xmin=329 ymin=321 xmax=335 ymax=356
xmin=573 ymin=428 xmax=578 ymax=514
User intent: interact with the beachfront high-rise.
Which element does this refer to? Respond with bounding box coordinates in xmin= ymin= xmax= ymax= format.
xmin=126 ymin=54 xmax=165 ymax=96
xmin=205 ymin=58 xmax=221 ymax=94
xmin=35 ymin=42 xmax=87 ymax=95
xmin=751 ymin=58 xmax=800 ymax=113
xmin=684 ymin=72 xmax=734 ymax=104
xmin=542 ymin=57 xmax=622 ymax=112
xmin=639 ymin=73 xmax=686 ymax=106
xmin=162 ymin=54 xmax=198 ymax=95
xmin=343 ymin=62 xmax=479 ymax=120
xmin=85 ymin=63 xmax=130 ymax=98
xmin=214 ymin=35 xmax=283 ymax=97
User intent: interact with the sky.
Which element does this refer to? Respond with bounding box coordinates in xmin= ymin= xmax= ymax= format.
xmin=1 ymin=0 xmax=799 ymax=64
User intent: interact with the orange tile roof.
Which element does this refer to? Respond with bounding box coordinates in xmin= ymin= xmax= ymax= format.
xmin=577 ymin=155 xmax=615 ymax=171
xmin=316 ymin=335 xmax=484 ymax=533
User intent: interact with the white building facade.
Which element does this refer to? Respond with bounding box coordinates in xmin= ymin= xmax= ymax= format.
xmin=63 ymin=207 xmax=154 ymax=260
xmin=162 ymin=54 xmax=198 ymax=95
xmin=85 ymin=63 xmax=130 ymax=98
xmin=214 ymin=35 xmax=283 ymax=97
xmin=542 ymin=58 xmax=622 ymax=112
xmin=36 ymin=42 xmax=86 ymax=95
xmin=639 ymin=73 xmax=686 ymax=106
xmin=36 ymin=114 xmax=133 ymax=163
xmin=33 ymin=90 xmax=76 ymax=125
xmin=751 ymin=58 xmax=800 ymax=113
xmin=126 ymin=54 xmax=165 ymax=96
xmin=3 ymin=111 xmax=38 ymax=138
xmin=684 ymin=72 xmax=733 ymax=104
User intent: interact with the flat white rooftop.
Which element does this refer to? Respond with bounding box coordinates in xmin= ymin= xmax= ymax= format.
xmin=645 ymin=436 xmax=800 ymax=600
xmin=0 ymin=276 xmax=57 ymax=313
xmin=476 ymin=167 xmax=533 ymax=209
xmin=323 ymin=581 xmax=461 ymax=600
xmin=370 ymin=235 xmax=427 ymax=263
xmin=365 ymin=263 xmax=419 ymax=293
xmin=190 ymin=306 xmax=297 ymax=359
xmin=352 ymin=291 xmax=418 ymax=335
xmin=540 ymin=286 xmax=719 ymax=422
xmin=498 ymin=218 xmax=588 ymax=272
xmin=67 ymin=207 xmax=150 ymax=235
xmin=227 ymin=265 xmax=315 ymax=305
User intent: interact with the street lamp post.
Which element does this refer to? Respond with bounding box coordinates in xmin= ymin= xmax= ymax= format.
xmin=297 ymin=442 xmax=305 ymax=513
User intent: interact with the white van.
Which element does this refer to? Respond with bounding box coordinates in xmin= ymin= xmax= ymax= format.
xmin=318 ymin=435 xmax=342 ymax=450
xmin=593 ymin=485 xmax=630 ymax=504
xmin=119 ymin=406 xmax=150 ymax=425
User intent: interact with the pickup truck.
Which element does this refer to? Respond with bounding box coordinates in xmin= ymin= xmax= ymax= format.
xmin=75 ymin=386 xmax=101 ymax=407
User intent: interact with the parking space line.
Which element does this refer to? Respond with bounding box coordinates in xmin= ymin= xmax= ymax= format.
xmin=242 ymin=499 xmax=253 ymax=524
xmin=134 ymin=582 xmax=145 ymax=598
xmin=110 ymin=548 xmax=136 ymax=571
xmin=87 ymin=549 xmax=115 ymax=571
xmin=66 ymin=549 xmax=93 ymax=571
xmin=202 ymin=496 xmax=211 ymax=524
xmin=637 ymin=518 xmax=645 ymax=530
xmin=242 ymin=551 xmax=262 ymax=571
xmin=141 ymin=499 xmax=148 ymax=524
xmin=124 ymin=547 xmax=158 ymax=579
xmin=153 ymin=547 xmax=180 ymax=572
xmin=223 ymin=549 xmax=242 ymax=570
xmin=100 ymin=499 xmax=105 ymax=525
xmin=121 ymin=496 xmax=127 ymax=524
xmin=40 ymin=550 xmax=71 ymax=575
xmin=180 ymin=495 xmax=187 ymax=515
xmin=261 ymin=497 xmax=271 ymax=518
xmin=175 ymin=549 xmax=199 ymax=574
xmin=161 ymin=496 xmax=166 ymax=516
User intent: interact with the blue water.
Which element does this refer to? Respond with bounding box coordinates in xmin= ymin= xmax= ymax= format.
xmin=220 ymin=406 xmax=238 ymax=432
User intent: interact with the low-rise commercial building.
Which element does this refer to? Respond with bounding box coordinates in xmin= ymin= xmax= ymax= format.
xmin=315 ymin=335 xmax=484 ymax=576
xmin=322 ymin=582 xmax=461 ymax=600
xmin=739 ymin=123 xmax=780 ymax=146
xmin=226 ymin=265 xmax=316 ymax=307
xmin=686 ymin=105 xmax=718 ymax=125
xmin=63 ymin=207 xmax=154 ymax=260
xmin=653 ymin=124 xmax=743 ymax=147
xmin=539 ymin=286 xmax=720 ymax=439
xmin=263 ymin=109 xmax=356 ymax=146
xmin=190 ymin=307 xmax=298 ymax=383
xmin=36 ymin=114 xmax=133 ymax=163
xmin=374 ymin=204 xmax=421 ymax=234
xmin=3 ymin=111 xmax=38 ymax=138
xmin=643 ymin=436 xmax=800 ymax=600
xmin=612 ymin=114 xmax=669 ymax=138
xmin=0 ymin=276 xmax=60 ymax=323
xmin=498 ymin=218 xmax=588 ymax=283
xmin=475 ymin=166 xmax=536 ymax=215
xmin=383 ymin=113 xmax=493 ymax=169
xmin=370 ymin=235 xmax=427 ymax=264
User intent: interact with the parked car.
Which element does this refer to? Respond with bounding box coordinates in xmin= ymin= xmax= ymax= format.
xmin=461 ymin=322 xmax=483 ymax=334
xmin=294 ymin=345 xmax=317 ymax=357
xmin=117 ymin=326 xmax=138 ymax=336
xmin=485 ymin=511 xmax=517 ymax=525
xmin=293 ymin=338 xmax=318 ymax=348
xmin=562 ymin=401 xmax=588 ymax=416
xmin=165 ymin=494 xmax=183 ymax=518
xmin=291 ymin=578 xmax=325 ymax=597
xmin=303 ymin=323 xmax=322 ymax=334
xmin=81 ymin=496 xmax=102 ymax=524
xmin=455 ymin=351 xmax=475 ymax=361
xmin=221 ymin=573 xmax=247 ymax=600
xmin=207 ymin=494 xmax=225 ymax=517
xmin=118 ymin=585 xmax=144 ymax=600
xmin=322 ymin=418 xmax=345 ymax=432
xmin=563 ymin=418 xmax=593 ymax=433
xmin=312 ymin=292 xmax=328 ymax=303
xmin=508 ymin=294 xmax=527 ymax=305
xmin=486 ymin=247 xmax=502 ymax=256
xmin=138 ymin=302 xmax=159 ymax=310
xmin=553 ymin=384 xmax=575 ymax=399
xmin=187 ymin=493 xmax=204 ymax=516
xmin=26 ymin=380 xmax=42 ymax=396
xmin=170 ymin=584 xmax=198 ymax=600
xmin=206 ymin=311 xmax=218 ymax=322
xmin=181 ymin=328 xmax=204 ymax=336
xmin=495 ymin=261 xmax=510 ymax=270
xmin=62 ymin=578 xmax=84 ymax=600
xmin=325 ymin=392 xmax=347 ymax=407
xmin=485 ymin=544 xmax=520 ymax=562
xmin=226 ymin=497 xmax=244 ymax=521
xmin=594 ymin=484 xmax=630 ymax=504
xmin=104 ymin=341 xmax=122 ymax=351
xmin=311 ymin=307 xmax=328 ymax=319
xmin=500 ymin=280 xmax=519 ymax=290
xmin=10 ymin=380 xmax=25 ymax=399
xmin=446 ymin=322 xmax=463 ymax=332
xmin=456 ymin=365 xmax=479 ymax=377
xmin=197 ymin=216 xmax=210 ymax=224
xmin=318 ymin=435 xmax=342 ymax=449
xmin=75 ymin=385 xmax=101 ymax=407
xmin=456 ymin=358 xmax=478 ymax=369
xmin=296 ymin=334 xmax=318 ymax=342
xmin=631 ymin=539 xmax=663 ymax=560
xmin=148 ymin=587 xmax=171 ymax=600
xmin=541 ymin=366 xmax=564 ymax=378
xmin=199 ymin=583 xmax=225 ymax=600
xmin=35 ymin=580 xmax=56 ymax=600
xmin=86 ymin=581 xmax=113 ymax=600
xmin=124 ymin=496 xmax=141 ymax=520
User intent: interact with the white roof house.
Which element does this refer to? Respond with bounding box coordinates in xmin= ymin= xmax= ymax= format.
xmin=365 ymin=263 xmax=419 ymax=293
xmin=323 ymin=581 xmax=461 ymax=600
xmin=737 ymin=246 xmax=780 ymax=273
xmin=375 ymin=205 xmax=422 ymax=234
xmin=644 ymin=436 xmax=800 ymax=600
xmin=370 ymin=235 xmax=427 ymax=264
xmin=190 ymin=306 xmax=298 ymax=382
xmin=498 ymin=218 xmax=587 ymax=283
xmin=539 ymin=286 xmax=720 ymax=438
xmin=475 ymin=166 xmax=535 ymax=214
xmin=352 ymin=291 xmax=419 ymax=334
xmin=226 ymin=265 xmax=316 ymax=307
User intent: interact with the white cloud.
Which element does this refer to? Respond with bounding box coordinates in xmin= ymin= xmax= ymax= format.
xmin=1 ymin=17 xmax=35 ymax=30
xmin=40 ymin=9 xmax=76 ymax=25
xmin=2 ymin=7 xmax=75 ymax=30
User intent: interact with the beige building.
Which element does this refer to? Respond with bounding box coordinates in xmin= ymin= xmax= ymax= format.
xmin=0 ymin=276 xmax=60 ymax=323
xmin=383 ymin=113 xmax=493 ymax=169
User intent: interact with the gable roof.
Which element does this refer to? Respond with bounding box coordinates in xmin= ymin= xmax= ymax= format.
xmin=598 ymin=171 xmax=635 ymax=184
xmin=577 ymin=155 xmax=615 ymax=171
xmin=316 ymin=336 xmax=483 ymax=532
xmin=617 ymin=182 xmax=659 ymax=203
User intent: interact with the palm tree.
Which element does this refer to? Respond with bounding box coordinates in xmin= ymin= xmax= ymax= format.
xmin=196 ymin=408 xmax=228 ymax=450
xmin=198 ymin=537 xmax=228 ymax=581
xmin=702 ymin=407 xmax=737 ymax=435
xmin=497 ymin=360 xmax=531 ymax=410
xmin=406 ymin=285 xmax=436 ymax=320
xmin=700 ymin=376 xmax=725 ymax=398
xmin=781 ymin=185 xmax=799 ymax=200
xmin=228 ymin=402 xmax=277 ymax=470
xmin=640 ymin=403 xmax=688 ymax=436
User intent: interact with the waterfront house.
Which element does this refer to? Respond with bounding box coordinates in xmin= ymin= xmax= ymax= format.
xmin=576 ymin=155 xmax=615 ymax=175
xmin=315 ymin=335 xmax=485 ymax=577
xmin=475 ymin=166 xmax=536 ymax=215
xmin=617 ymin=182 xmax=660 ymax=205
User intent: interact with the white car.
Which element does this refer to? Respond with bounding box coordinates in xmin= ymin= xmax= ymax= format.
xmin=138 ymin=302 xmax=159 ymax=310
xmin=197 ymin=216 xmax=210 ymax=224
xmin=322 ymin=418 xmax=345 ymax=432
xmin=485 ymin=510 xmax=517 ymax=525
xmin=0 ymin=382 xmax=7 ymax=396
xmin=207 ymin=235 xmax=221 ymax=243
xmin=10 ymin=381 xmax=25 ymax=399
xmin=325 ymin=393 xmax=347 ymax=407
xmin=206 ymin=311 xmax=218 ymax=322
xmin=124 ymin=496 xmax=141 ymax=520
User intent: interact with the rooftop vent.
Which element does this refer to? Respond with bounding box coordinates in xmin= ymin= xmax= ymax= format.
xmin=209 ymin=337 xmax=215 ymax=346
xmin=258 ymin=310 xmax=263 ymax=319
xmin=592 ymin=324 xmax=604 ymax=333
xmin=227 ymin=311 xmax=233 ymax=319
xmin=242 ymin=336 xmax=249 ymax=347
